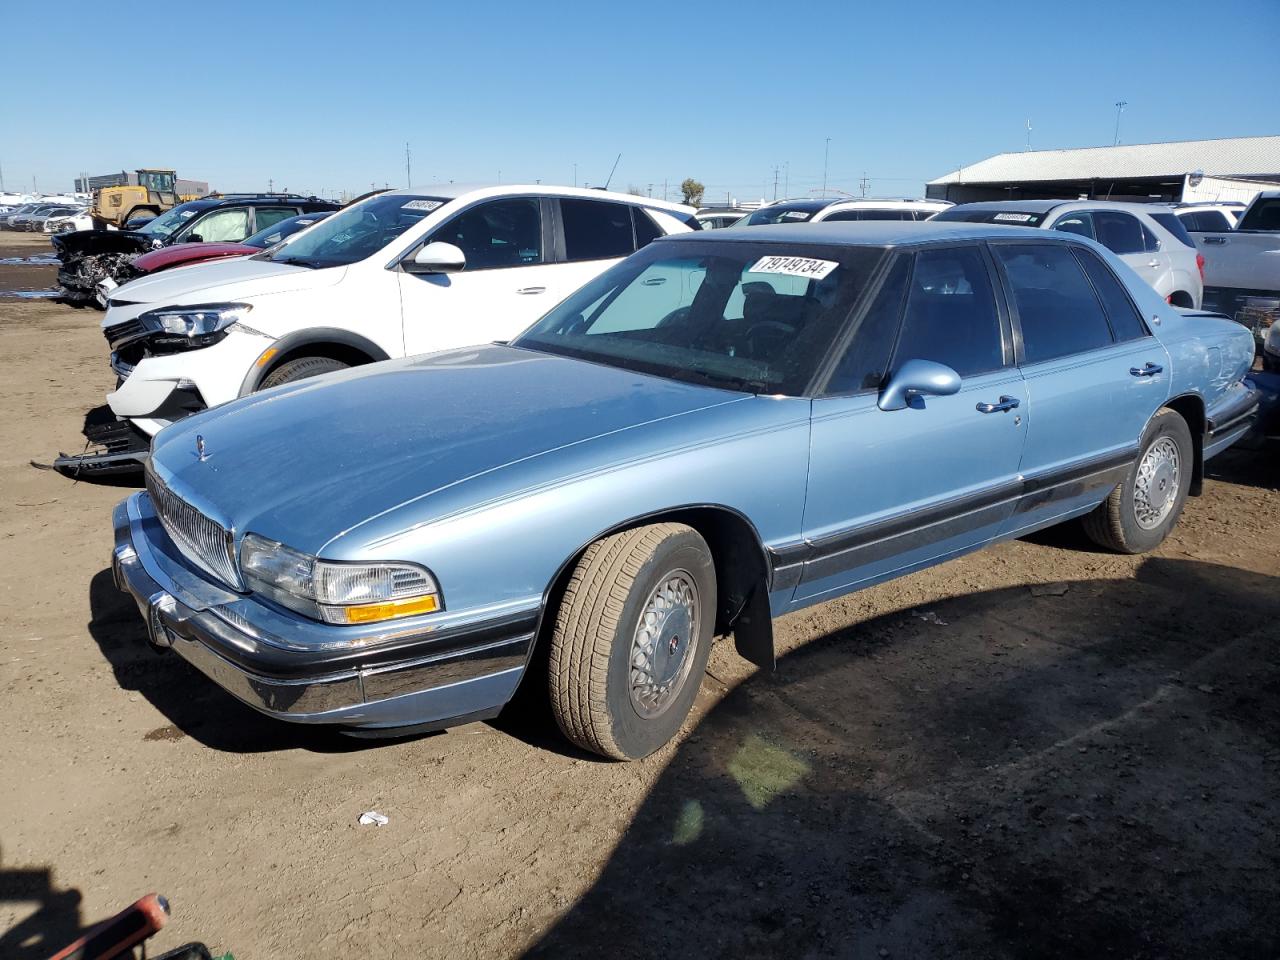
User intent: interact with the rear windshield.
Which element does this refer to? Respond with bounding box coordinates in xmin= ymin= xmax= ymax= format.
xmin=1238 ymin=198 xmax=1280 ymax=232
xmin=1148 ymin=212 xmax=1197 ymax=248
xmin=932 ymin=208 xmax=1050 ymax=228
xmin=739 ymin=202 xmax=830 ymax=226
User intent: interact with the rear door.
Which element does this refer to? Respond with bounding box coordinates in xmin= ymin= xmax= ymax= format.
xmin=992 ymin=240 xmax=1170 ymax=529
xmin=797 ymin=243 xmax=1028 ymax=602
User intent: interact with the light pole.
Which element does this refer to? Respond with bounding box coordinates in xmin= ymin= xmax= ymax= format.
xmin=1113 ymin=101 xmax=1127 ymax=146
xmin=822 ymin=138 xmax=831 ymax=197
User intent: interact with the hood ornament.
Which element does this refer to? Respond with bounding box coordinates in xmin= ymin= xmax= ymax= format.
xmin=196 ymin=435 xmax=207 ymax=461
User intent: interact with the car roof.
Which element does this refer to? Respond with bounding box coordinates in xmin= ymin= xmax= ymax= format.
xmin=949 ymin=199 xmax=1173 ymax=216
xmin=660 ymin=220 xmax=1052 ymax=247
xmin=375 ymin=183 xmax=695 ymax=213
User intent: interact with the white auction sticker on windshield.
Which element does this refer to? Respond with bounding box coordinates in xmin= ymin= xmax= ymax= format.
xmin=750 ymin=255 xmax=839 ymax=280
xmin=402 ymin=199 xmax=442 ymax=211
xmin=992 ymin=212 xmax=1035 ymax=222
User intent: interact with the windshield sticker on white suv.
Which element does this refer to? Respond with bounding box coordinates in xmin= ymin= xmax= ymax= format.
xmin=402 ymin=199 xmax=443 ymax=211
xmin=750 ymin=255 xmax=839 ymax=280
xmin=993 ymin=213 xmax=1035 ymax=222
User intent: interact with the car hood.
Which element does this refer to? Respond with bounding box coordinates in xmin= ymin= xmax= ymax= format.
xmin=106 ymin=255 xmax=346 ymax=305
xmin=150 ymin=344 xmax=749 ymax=556
xmin=132 ymin=242 xmax=257 ymax=274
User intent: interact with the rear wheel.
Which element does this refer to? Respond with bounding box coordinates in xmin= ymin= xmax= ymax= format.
xmin=258 ymin=356 xmax=349 ymax=390
xmin=1083 ymin=408 xmax=1193 ymax=553
xmin=548 ymin=523 xmax=716 ymax=760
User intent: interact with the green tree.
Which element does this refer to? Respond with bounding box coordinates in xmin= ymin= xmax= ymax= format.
xmin=681 ymin=178 xmax=705 ymax=207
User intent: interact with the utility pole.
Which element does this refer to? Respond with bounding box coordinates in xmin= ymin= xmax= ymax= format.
xmin=822 ymin=137 xmax=831 ymax=197
xmin=647 ymin=183 xmax=654 ymax=197
xmin=859 ymin=172 xmax=870 ymax=197
xmin=1113 ymin=101 xmax=1127 ymax=146
xmin=405 ymin=142 xmax=411 ymax=188
xmin=772 ymin=165 xmax=779 ymax=201
xmin=663 ymin=178 xmax=668 ymax=201
xmin=268 ymin=178 xmax=274 ymax=193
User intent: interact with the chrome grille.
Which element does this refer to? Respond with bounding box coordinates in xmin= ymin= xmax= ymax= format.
xmin=146 ymin=470 xmax=241 ymax=589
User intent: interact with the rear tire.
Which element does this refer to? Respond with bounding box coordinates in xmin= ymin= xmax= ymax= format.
xmin=548 ymin=523 xmax=716 ymax=761
xmin=1083 ymin=408 xmax=1193 ymax=554
xmin=258 ymin=355 xmax=349 ymax=390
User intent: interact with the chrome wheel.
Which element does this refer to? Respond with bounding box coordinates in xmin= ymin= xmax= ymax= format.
xmin=629 ymin=571 xmax=700 ymax=719
xmin=1133 ymin=435 xmax=1180 ymax=529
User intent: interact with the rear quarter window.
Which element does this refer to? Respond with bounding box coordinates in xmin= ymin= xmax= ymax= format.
xmin=1149 ymin=213 xmax=1197 ymax=248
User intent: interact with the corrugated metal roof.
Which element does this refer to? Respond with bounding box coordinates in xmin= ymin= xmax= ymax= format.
xmin=929 ymin=136 xmax=1280 ymax=185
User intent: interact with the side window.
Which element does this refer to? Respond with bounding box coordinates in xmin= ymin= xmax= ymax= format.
xmin=893 ymin=245 xmax=1003 ymax=377
xmin=995 ymin=243 xmax=1114 ymax=364
xmin=1181 ymin=210 xmax=1230 ymax=232
xmin=253 ymin=207 xmax=298 ymax=233
xmin=633 ymin=207 xmax=663 ymax=248
xmin=1052 ymin=212 xmax=1095 ymax=241
xmin=186 ymin=207 xmax=250 ymax=242
xmin=1141 ymin=221 xmax=1160 ymax=253
xmin=436 ymin=198 xmax=542 ymax=270
xmin=561 ymin=199 xmax=635 ymax=261
xmin=1093 ymin=212 xmax=1145 ymax=256
xmin=827 ymin=255 xmax=909 ymax=393
xmin=1073 ymin=247 xmax=1149 ymax=342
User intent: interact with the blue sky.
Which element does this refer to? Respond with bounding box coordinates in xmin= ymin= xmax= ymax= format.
xmin=2 ymin=0 xmax=1277 ymax=202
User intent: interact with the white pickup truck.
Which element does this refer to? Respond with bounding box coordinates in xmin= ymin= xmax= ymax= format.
xmin=1195 ymin=190 xmax=1280 ymax=345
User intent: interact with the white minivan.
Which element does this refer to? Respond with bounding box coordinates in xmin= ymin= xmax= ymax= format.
xmin=100 ymin=185 xmax=697 ymax=439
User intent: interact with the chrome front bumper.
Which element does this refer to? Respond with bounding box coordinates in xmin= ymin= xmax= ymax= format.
xmin=111 ymin=493 xmax=536 ymax=730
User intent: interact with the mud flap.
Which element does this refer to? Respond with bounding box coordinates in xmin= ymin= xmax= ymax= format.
xmin=732 ymin=585 xmax=775 ymax=671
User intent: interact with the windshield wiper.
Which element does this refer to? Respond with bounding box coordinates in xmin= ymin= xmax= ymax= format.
xmin=688 ymin=368 xmax=769 ymax=393
xmin=272 ymin=256 xmax=323 ymax=269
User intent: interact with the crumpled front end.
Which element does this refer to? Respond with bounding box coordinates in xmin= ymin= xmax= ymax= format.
xmin=51 ymin=229 xmax=154 ymax=304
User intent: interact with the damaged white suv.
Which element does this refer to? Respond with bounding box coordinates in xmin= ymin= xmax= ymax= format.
xmin=93 ymin=185 xmax=696 ymax=464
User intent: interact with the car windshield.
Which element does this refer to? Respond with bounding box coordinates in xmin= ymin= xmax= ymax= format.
xmin=513 ymin=240 xmax=885 ymax=396
xmin=738 ymin=202 xmax=830 ymax=226
xmin=934 ymin=208 xmax=1050 ymax=228
xmin=242 ymin=212 xmax=333 ymax=249
xmin=266 ymin=194 xmax=449 ymax=268
xmin=137 ymin=202 xmax=204 ymax=238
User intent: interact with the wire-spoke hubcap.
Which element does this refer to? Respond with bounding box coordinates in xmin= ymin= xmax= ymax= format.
xmin=1134 ymin=436 xmax=1180 ymax=529
xmin=629 ymin=571 xmax=699 ymax=719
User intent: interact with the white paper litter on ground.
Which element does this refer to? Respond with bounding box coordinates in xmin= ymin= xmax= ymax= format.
xmin=358 ymin=811 xmax=389 ymax=826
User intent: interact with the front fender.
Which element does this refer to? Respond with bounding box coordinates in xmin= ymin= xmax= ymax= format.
xmin=237 ymin=328 xmax=393 ymax=395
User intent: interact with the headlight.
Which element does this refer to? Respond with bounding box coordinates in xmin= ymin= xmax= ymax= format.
xmin=239 ymin=533 xmax=442 ymax=625
xmin=139 ymin=302 xmax=253 ymax=337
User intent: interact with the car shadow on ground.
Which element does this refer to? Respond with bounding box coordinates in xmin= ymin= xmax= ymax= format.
xmin=0 ymin=848 xmax=83 ymax=960
xmin=86 ymin=569 xmax=431 ymax=754
xmin=524 ymin=557 xmax=1280 ymax=959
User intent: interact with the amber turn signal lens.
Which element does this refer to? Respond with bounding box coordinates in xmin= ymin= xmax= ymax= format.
xmin=335 ymin=594 xmax=440 ymax=624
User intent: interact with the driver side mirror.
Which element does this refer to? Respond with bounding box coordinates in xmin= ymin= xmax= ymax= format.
xmin=878 ymin=359 xmax=962 ymax=411
xmin=403 ymin=241 xmax=466 ymax=275
xmin=187 ymin=233 xmax=203 ymax=243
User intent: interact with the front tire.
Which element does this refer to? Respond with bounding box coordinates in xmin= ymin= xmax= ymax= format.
xmin=1083 ymin=408 xmax=1193 ymax=554
xmin=258 ymin=355 xmax=349 ymax=390
xmin=548 ymin=523 xmax=716 ymax=760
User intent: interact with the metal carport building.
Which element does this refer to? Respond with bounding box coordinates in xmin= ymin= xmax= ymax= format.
xmin=927 ymin=135 xmax=1280 ymax=205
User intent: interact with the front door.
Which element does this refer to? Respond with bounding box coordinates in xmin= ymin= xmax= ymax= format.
xmin=399 ymin=196 xmax=565 ymax=355
xmin=796 ymin=244 xmax=1029 ymax=603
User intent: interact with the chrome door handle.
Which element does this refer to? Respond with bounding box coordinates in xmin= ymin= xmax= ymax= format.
xmin=641 ymin=277 xmax=667 ymax=286
xmin=976 ymin=395 xmax=1020 ymax=413
xmin=1147 ymin=259 xmax=1161 ymax=268
xmin=1130 ymin=362 xmax=1163 ymax=377
xmin=1202 ymin=236 xmax=1228 ymax=245
xmin=516 ymin=286 xmax=546 ymax=295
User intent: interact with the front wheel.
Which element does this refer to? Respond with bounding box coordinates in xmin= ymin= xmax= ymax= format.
xmin=257 ymin=355 xmax=349 ymax=390
xmin=1083 ymin=408 xmax=1193 ymax=554
xmin=548 ymin=523 xmax=717 ymax=760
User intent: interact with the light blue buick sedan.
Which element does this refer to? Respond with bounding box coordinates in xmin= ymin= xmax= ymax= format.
xmin=111 ymin=221 xmax=1258 ymax=759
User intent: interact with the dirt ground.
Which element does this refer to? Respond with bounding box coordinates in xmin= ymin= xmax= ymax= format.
xmin=1 ymin=236 xmax=1277 ymax=959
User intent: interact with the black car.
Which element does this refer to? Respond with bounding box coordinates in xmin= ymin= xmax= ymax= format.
xmin=51 ymin=193 xmax=340 ymax=305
